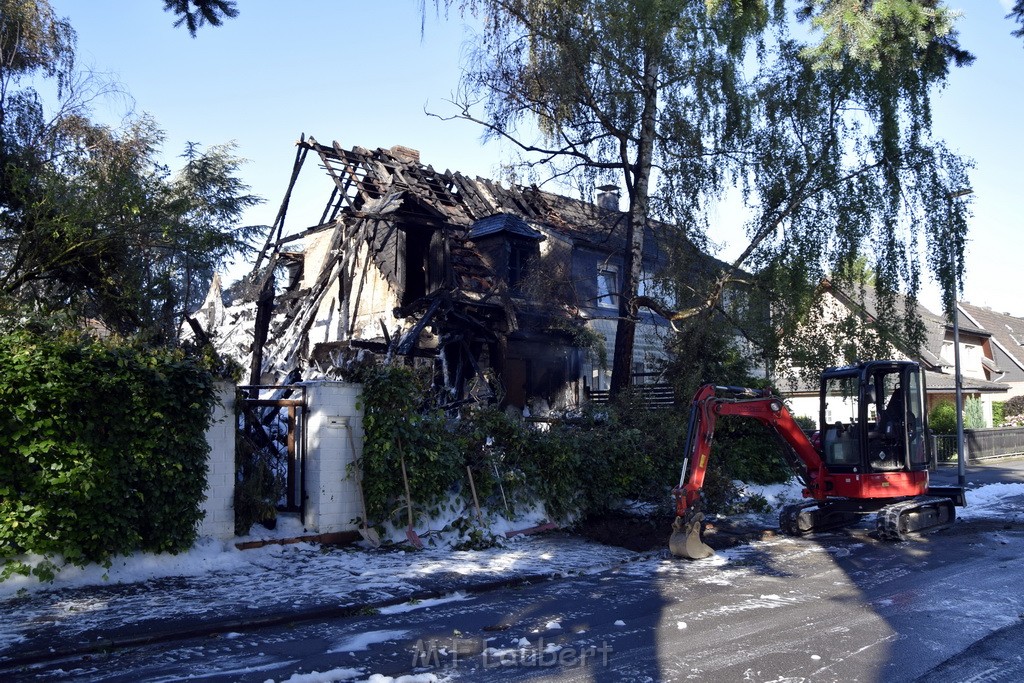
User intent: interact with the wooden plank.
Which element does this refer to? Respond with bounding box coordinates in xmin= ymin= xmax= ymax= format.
xmin=240 ymin=399 xmax=305 ymax=408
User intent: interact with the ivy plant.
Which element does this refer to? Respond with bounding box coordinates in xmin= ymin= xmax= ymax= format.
xmin=0 ymin=330 xmax=217 ymax=581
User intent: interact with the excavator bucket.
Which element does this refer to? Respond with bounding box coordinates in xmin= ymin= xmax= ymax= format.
xmin=669 ymin=513 xmax=714 ymax=559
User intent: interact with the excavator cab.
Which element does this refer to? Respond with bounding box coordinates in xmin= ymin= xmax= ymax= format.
xmin=819 ymin=361 xmax=930 ymax=475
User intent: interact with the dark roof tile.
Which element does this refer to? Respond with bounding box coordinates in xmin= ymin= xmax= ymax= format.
xmin=469 ymin=213 xmax=544 ymax=240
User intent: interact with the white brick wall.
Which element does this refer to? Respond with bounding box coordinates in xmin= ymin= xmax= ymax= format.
xmin=198 ymin=382 xmax=236 ymax=540
xmin=302 ymin=381 xmax=364 ymax=534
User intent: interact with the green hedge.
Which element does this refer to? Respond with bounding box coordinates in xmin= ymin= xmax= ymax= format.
xmin=0 ymin=330 xmax=217 ymax=581
xmin=354 ymin=364 xmax=790 ymax=535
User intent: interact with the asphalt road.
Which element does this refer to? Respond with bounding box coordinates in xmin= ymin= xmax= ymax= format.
xmin=931 ymin=455 xmax=1024 ymax=488
xmin=17 ymin=458 xmax=1024 ymax=683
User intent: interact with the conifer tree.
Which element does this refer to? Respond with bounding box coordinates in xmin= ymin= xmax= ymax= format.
xmin=1 ymin=0 xmax=261 ymax=340
xmin=162 ymin=0 xmax=239 ymax=37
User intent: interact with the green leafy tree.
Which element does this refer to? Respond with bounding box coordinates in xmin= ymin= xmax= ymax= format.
xmin=446 ymin=1 xmax=781 ymax=395
xmin=445 ymin=0 xmax=972 ymax=393
xmin=1 ymin=0 xmax=262 ymax=340
xmin=795 ymin=0 xmax=969 ymax=69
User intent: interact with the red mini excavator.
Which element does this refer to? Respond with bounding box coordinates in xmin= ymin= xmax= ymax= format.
xmin=669 ymin=360 xmax=967 ymax=559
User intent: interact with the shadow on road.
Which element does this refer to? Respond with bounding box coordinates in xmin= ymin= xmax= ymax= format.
xmin=438 ymin=456 xmax=1024 ymax=682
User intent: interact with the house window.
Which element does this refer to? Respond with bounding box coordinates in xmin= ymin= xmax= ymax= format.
xmin=509 ymin=242 xmax=533 ymax=295
xmin=940 ymin=341 xmax=953 ymax=365
xmin=597 ymin=265 xmax=618 ymax=308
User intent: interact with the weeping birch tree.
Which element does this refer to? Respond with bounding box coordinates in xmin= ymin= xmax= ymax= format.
xmin=445 ymin=0 xmax=974 ymax=391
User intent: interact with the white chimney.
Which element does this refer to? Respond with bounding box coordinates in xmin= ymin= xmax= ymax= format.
xmin=597 ymin=184 xmax=620 ymax=211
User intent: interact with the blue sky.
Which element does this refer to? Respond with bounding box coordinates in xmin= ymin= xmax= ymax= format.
xmin=49 ymin=0 xmax=1024 ymax=317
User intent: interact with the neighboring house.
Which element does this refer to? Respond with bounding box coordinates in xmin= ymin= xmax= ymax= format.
xmin=200 ymin=140 xmax=736 ymax=413
xmin=958 ymin=302 xmax=1024 ymax=400
xmin=915 ymin=299 xmax=1008 ymax=426
xmin=777 ymin=279 xmax=1009 ymax=426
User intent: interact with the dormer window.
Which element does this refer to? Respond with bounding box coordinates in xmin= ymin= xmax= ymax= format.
xmin=469 ymin=213 xmax=544 ymax=298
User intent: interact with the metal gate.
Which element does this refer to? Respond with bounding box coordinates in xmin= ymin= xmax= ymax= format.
xmin=237 ymin=385 xmax=308 ymax=514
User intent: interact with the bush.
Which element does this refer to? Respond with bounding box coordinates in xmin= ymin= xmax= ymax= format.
xmin=929 ymin=401 xmax=957 ymax=435
xmin=793 ymin=415 xmax=817 ymax=431
xmin=0 ymin=330 xmax=217 ymax=580
xmin=994 ymin=402 xmax=1005 ymax=427
xmin=352 ymin=362 xmax=794 ymax=534
xmin=233 ymin=427 xmax=284 ymax=536
xmin=714 ymin=416 xmax=794 ymax=484
xmin=1004 ymin=395 xmax=1024 ymax=418
xmin=355 ymin=364 xmax=465 ymax=527
xmin=998 ymin=396 xmax=1024 ymax=428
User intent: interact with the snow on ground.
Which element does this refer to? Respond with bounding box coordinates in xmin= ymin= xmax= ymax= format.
xmin=7 ymin=477 xmax=1014 ymax=602
xmin=377 ymin=592 xmax=473 ymax=615
xmin=734 ymin=478 xmax=805 ymax=508
xmin=3 ymin=480 xmax=1023 ymax=671
xmin=959 ymin=482 xmax=1024 ymax=520
xmin=327 ymin=630 xmax=411 ymax=654
xmin=1 ymin=479 xmax=1017 ymax=607
xmin=0 ymin=495 xmax=558 ymax=603
xmin=274 ymin=668 xmax=376 ymax=683
xmin=0 ymin=531 xmax=649 ymax=657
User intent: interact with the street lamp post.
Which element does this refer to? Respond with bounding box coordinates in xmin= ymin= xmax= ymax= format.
xmin=947 ymin=188 xmax=972 ymax=489
xmin=952 ymin=294 xmax=966 ymax=488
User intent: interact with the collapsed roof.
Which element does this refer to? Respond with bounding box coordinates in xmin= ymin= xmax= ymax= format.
xmin=192 ymin=137 xmax=732 ymax=409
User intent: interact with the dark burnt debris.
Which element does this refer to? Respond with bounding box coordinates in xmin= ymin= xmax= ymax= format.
xmin=219 ymin=137 xmax=725 ymax=414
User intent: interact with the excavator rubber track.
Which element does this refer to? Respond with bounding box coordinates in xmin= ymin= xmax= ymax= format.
xmin=876 ymin=496 xmax=956 ymax=541
xmin=779 ymin=501 xmax=862 ymax=536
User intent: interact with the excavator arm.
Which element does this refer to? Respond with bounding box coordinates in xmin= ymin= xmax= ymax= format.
xmin=669 ymin=384 xmax=826 ymax=559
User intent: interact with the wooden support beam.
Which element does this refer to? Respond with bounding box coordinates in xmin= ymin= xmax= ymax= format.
xmin=253 ymin=135 xmax=308 ymax=275
xmin=248 ymin=275 xmax=275 ymax=395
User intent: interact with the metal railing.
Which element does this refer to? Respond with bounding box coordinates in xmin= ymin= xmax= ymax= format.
xmin=586 ymin=383 xmax=676 ymax=408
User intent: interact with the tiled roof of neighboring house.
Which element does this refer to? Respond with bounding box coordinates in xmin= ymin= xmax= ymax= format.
xmin=924 ymin=371 xmax=1010 ymax=394
xmin=781 ymin=369 xmax=1010 ymax=397
xmin=958 ymin=302 xmax=1024 ymax=382
xmin=823 ymin=280 xmax=990 ymax=371
xmin=778 ymin=282 xmax=1006 ymax=397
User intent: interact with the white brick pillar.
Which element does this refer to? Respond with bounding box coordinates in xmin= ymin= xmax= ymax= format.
xmin=198 ymin=382 xmax=236 ymax=540
xmin=302 ymin=381 xmax=363 ymax=534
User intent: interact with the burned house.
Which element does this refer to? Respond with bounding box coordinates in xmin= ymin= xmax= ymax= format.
xmin=224 ymin=139 xmax=728 ymax=411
